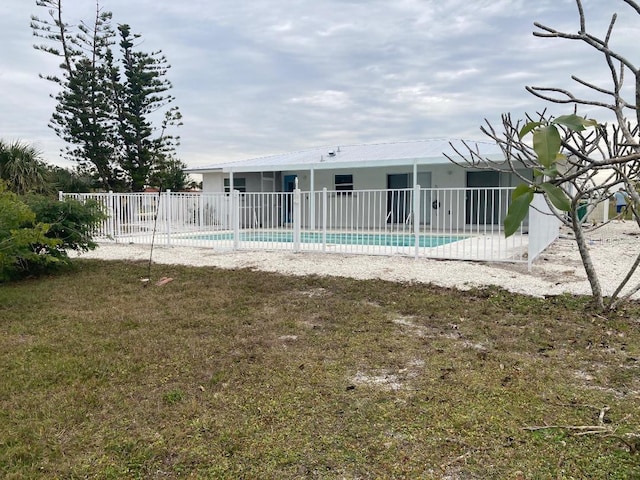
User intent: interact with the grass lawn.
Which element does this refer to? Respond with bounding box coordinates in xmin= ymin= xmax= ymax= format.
xmin=1 ymin=259 xmax=639 ymax=479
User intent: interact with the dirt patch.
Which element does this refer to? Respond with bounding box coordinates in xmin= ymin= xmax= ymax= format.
xmin=295 ymin=287 xmax=331 ymax=298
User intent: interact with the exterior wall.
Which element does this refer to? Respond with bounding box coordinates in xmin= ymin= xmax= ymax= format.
xmin=286 ymin=165 xmax=437 ymax=191
xmin=200 ymin=164 xmax=530 ymax=194
xmin=203 ymin=172 xmax=224 ymax=192
xmin=202 ymin=172 xmax=275 ymax=192
xmin=244 ymin=173 xmax=265 ymax=192
xmin=431 ymin=164 xmax=465 ymax=188
xmin=204 ymin=165 xmax=463 ymax=193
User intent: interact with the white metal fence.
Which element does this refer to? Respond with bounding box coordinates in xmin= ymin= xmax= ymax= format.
xmin=527 ymin=194 xmax=563 ymax=268
xmin=62 ymin=186 xmax=560 ymax=266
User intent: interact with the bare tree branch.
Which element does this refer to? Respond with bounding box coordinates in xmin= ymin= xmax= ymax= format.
xmin=622 ymin=0 xmax=640 ymax=15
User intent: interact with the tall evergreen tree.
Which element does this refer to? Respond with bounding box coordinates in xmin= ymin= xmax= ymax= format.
xmin=111 ymin=24 xmax=182 ymax=191
xmin=32 ymin=0 xmax=121 ymax=191
xmin=31 ymin=0 xmax=183 ymax=191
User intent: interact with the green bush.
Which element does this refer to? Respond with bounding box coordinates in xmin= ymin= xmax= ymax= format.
xmin=0 ymin=184 xmax=105 ymax=281
xmin=0 ymin=184 xmax=61 ymax=280
xmin=25 ymin=195 xmax=105 ymax=253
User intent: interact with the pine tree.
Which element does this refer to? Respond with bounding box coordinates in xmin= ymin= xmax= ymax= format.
xmin=31 ymin=0 xmax=182 ymax=191
xmin=32 ymin=0 xmax=121 ymax=190
xmin=112 ymin=24 xmax=182 ymax=191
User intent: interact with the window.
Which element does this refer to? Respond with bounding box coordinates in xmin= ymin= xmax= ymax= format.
xmin=224 ymin=177 xmax=246 ymax=193
xmin=335 ymin=174 xmax=353 ymax=194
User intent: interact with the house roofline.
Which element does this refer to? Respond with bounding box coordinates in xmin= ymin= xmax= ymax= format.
xmin=185 ymin=154 xmax=505 ymax=174
xmin=184 ymin=139 xmax=505 ymax=174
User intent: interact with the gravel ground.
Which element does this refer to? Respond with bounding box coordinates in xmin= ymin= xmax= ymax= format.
xmin=78 ymin=222 xmax=640 ymax=299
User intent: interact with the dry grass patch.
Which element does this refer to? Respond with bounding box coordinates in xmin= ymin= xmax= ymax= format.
xmin=0 ymin=260 xmax=639 ymax=479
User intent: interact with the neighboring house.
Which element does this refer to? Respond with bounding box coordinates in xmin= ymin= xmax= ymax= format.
xmin=186 ymin=139 xmax=530 ymax=230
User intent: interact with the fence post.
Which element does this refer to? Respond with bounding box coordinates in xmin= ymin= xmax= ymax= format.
xmin=107 ymin=191 xmax=115 ymax=239
xmin=164 ymin=189 xmax=172 ymax=246
xmin=310 ymin=173 xmax=316 ymax=230
xmin=199 ymin=193 xmax=205 ymax=230
xmin=58 ymin=191 xmax=63 ymax=202
xmin=322 ymin=188 xmax=327 ymax=253
xmin=413 ymin=184 xmax=421 ymax=258
xmin=232 ymin=190 xmax=240 ymax=250
xmin=293 ymin=187 xmax=301 ymax=252
xmin=113 ymin=191 xmax=123 ymax=239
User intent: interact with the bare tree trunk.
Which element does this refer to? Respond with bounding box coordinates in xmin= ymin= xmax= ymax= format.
xmin=572 ymin=215 xmax=604 ymax=310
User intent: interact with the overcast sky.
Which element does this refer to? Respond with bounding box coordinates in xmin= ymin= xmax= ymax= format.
xmin=1 ymin=0 xmax=637 ymax=169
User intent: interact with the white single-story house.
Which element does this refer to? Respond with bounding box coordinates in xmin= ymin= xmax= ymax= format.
xmin=186 ymin=139 xmax=532 ymax=230
xmin=187 ymin=138 xmax=524 ymax=194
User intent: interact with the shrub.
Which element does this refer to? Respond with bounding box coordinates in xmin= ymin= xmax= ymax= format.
xmin=0 ymin=184 xmax=105 ymax=281
xmin=0 ymin=184 xmax=60 ymax=281
xmin=25 ymin=195 xmax=105 ymax=253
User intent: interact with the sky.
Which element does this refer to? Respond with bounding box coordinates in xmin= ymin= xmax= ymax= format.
xmin=1 ymin=0 xmax=638 ymax=170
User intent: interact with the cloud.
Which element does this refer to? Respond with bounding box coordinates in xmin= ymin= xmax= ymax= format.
xmin=288 ymin=90 xmax=353 ymax=109
xmin=389 ymin=84 xmax=456 ymax=113
xmin=0 ymin=0 xmax=637 ymax=168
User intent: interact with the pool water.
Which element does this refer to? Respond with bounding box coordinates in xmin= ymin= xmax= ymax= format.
xmin=188 ymin=231 xmax=465 ymax=247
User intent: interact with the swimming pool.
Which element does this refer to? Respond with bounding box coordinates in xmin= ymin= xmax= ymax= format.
xmin=187 ymin=231 xmax=465 ymax=247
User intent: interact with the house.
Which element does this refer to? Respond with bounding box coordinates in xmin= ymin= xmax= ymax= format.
xmin=187 ymin=138 xmax=522 ymax=194
xmin=186 ymin=139 xmax=530 ymax=230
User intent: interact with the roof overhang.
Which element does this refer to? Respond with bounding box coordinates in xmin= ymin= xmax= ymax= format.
xmin=186 ymin=154 xmax=506 ymax=174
